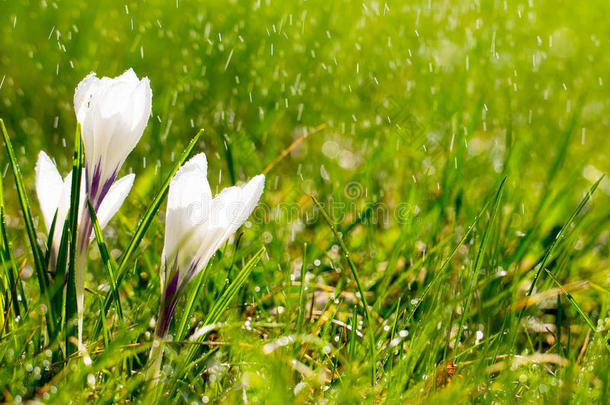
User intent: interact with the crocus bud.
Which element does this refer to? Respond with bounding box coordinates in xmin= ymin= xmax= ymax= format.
xmin=147 ymin=153 xmax=264 ymax=381
xmin=158 ymin=152 xmax=264 ymax=337
xmin=71 ymin=68 xmax=151 ymax=352
xmin=74 ymin=68 xmax=152 ymax=206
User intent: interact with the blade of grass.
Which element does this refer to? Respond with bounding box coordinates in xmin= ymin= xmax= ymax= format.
xmin=220 ymin=132 xmax=236 ymax=185
xmin=0 ymin=258 xmax=26 ymax=336
xmin=0 ymin=118 xmax=54 ymax=335
xmin=51 ymin=216 xmax=71 ymax=336
xmin=94 ymin=129 xmax=203 ymax=337
xmin=544 ymin=268 xmax=609 ymax=354
xmin=512 ymin=175 xmax=604 ymax=346
xmin=542 ymin=269 xmax=595 ymax=334
xmin=0 ymin=173 xmax=23 ymax=319
xmin=296 ymin=243 xmax=307 ymax=333
xmin=262 ymin=124 xmax=326 ymax=175
xmin=312 ymin=195 xmax=376 ymax=386
xmin=87 ymin=199 xmax=123 ymax=320
xmin=202 ymin=247 xmax=265 ymax=330
xmin=348 ymin=305 xmax=358 ymax=361
xmin=403 ymin=185 xmax=497 ymax=326
xmin=508 ymin=103 xmax=582 ymax=266
xmin=65 ymin=123 xmax=84 ymax=356
xmin=175 ymin=260 xmax=211 ymax=341
xmin=181 ymin=247 xmax=265 ymax=373
xmin=0 ymin=207 xmax=22 ymax=319
xmin=453 ymin=177 xmax=506 ymax=351
xmin=43 ymin=214 xmax=58 ymax=269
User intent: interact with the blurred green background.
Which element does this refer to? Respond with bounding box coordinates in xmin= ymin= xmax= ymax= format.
xmin=2 ymin=0 xmax=609 ymax=196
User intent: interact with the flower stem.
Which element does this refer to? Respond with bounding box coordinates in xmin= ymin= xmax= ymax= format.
xmin=146 ymin=336 xmax=164 ymax=384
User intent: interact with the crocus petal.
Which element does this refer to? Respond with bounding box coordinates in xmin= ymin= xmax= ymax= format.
xmin=95 ymin=173 xmax=135 ymax=231
xmin=214 ymin=174 xmax=265 ymax=237
xmin=73 ymin=73 xmax=100 ymax=123
xmin=162 ymin=152 xmax=265 ymax=288
xmin=185 ymin=174 xmax=265 ymax=284
xmin=35 ymin=151 xmax=63 ymax=231
xmin=75 ymin=68 xmax=152 ymax=200
xmin=163 ymin=153 xmax=212 ymax=273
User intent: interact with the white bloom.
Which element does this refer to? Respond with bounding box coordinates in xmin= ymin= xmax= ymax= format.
xmin=74 ymin=68 xmax=152 ymax=202
xmin=161 ymin=153 xmax=265 ymax=293
xmin=158 ymin=153 xmax=264 ymax=331
xmin=147 ymin=152 xmax=264 ymax=381
xmin=35 ymin=151 xmax=134 ymax=265
xmin=71 ymin=68 xmax=150 ymax=351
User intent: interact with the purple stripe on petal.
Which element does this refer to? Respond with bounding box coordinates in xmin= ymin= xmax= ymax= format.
xmin=87 ymin=160 xmax=118 ymax=208
xmin=186 ymin=258 xmax=201 ymax=281
xmin=88 ymin=160 xmax=103 ymax=202
xmin=77 ymin=162 xmax=119 ymax=252
xmin=163 ymin=270 xmax=180 ymax=301
xmin=155 ymin=271 xmax=181 ymax=338
xmin=155 ymin=296 xmax=178 ymax=339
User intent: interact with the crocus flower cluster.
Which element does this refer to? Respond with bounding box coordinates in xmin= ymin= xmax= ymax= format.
xmin=34 ymin=69 xmax=265 ymax=376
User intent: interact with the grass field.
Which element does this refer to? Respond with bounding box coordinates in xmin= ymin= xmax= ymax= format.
xmin=1 ymin=0 xmax=609 ymax=403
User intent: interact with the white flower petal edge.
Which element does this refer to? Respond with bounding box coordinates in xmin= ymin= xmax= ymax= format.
xmin=35 ymin=151 xmax=85 ymax=262
xmin=162 ymin=152 xmax=211 ymax=289
xmin=186 ymin=173 xmax=265 ymax=286
xmin=35 ymin=151 xmax=63 ymax=231
xmin=95 ymin=173 xmax=135 ymax=231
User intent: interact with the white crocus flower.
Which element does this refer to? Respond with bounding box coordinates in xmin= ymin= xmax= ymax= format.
xmin=74 ymin=68 xmax=152 ymax=204
xmin=35 ymin=151 xmax=135 ymax=271
xmin=147 ymin=152 xmax=264 ymax=381
xmin=71 ymin=68 xmax=152 ymax=351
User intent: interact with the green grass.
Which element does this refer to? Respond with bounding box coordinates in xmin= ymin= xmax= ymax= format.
xmin=1 ymin=0 xmax=610 ymax=403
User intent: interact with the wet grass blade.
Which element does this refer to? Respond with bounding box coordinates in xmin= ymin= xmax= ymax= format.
xmin=312 ymin=195 xmax=377 ymax=386
xmin=0 ymin=119 xmax=54 ymax=334
xmin=65 ymin=124 xmax=84 ymax=356
xmin=220 ymin=132 xmax=236 ymax=185
xmin=403 ymin=188 xmax=496 ymax=326
xmin=508 ymin=104 xmax=582 ymax=266
xmin=0 ymin=171 xmax=22 ymax=320
xmin=542 ymin=269 xmax=602 ymax=345
xmin=453 ymin=177 xmax=506 ymax=350
xmin=175 ymin=260 xmax=210 ymax=341
xmin=95 ymin=129 xmax=203 ymax=337
xmin=51 ymin=218 xmax=71 ymax=334
xmin=182 ymin=247 xmax=265 ymax=370
xmin=513 ymin=175 xmax=604 ymax=344
xmin=203 ymin=247 xmax=265 ymax=330
xmin=87 ymin=199 xmax=123 ymax=320
xmin=0 ymin=205 xmax=23 ymax=319
xmin=296 ymin=243 xmax=307 ymax=333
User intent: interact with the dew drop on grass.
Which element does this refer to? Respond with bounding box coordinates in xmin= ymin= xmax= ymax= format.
xmin=87 ymin=374 xmax=95 ymax=388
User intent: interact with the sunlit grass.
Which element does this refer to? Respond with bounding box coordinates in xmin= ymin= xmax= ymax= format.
xmin=1 ymin=0 xmax=609 ymax=403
